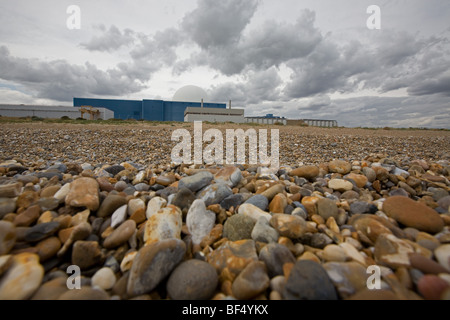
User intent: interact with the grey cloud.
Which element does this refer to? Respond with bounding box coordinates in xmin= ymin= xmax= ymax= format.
xmin=80 ymin=25 xmax=136 ymax=52
xmin=182 ymin=0 xmax=259 ymax=49
xmin=0 ymin=46 xmax=145 ymax=101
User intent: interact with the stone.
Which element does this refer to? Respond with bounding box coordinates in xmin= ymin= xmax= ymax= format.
xmin=283 ymin=260 xmax=338 ymax=300
xmin=251 ymin=217 xmax=279 ymax=243
xmin=0 ymin=255 xmax=13 ymax=278
xmin=103 ymin=220 xmax=136 ymax=249
xmin=310 ymin=233 xmax=333 ymax=249
xmin=58 ymin=287 xmax=109 ymax=300
xmin=155 ymin=175 xmax=176 ymax=187
xmin=97 ymin=195 xmax=127 ymax=218
xmin=220 ymin=194 xmax=245 ymax=211
xmin=179 ymin=171 xmax=214 ymax=192
xmin=207 ymin=240 xmax=258 ymax=281
xmin=0 ymin=181 xmax=21 ymax=198
xmin=328 ymin=179 xmax=354 ymax=192
xmin=14 ymin=204 xmax=40 ymax=227
xmin=91 ymin=267 xmax=116 ymax=291
xmin=167 ymin=259 xmax=218 ymax=300
xmin=348 ymin=289 xmax=399 ymax=300
xmin=289 ymin=166 xmax=320 ymax=180
xmin=17 ymin=190 xmax=39 ymax=209
xmin=339 ymin=242 xmax=367 ymax=266
xmin=53 ymin=183 xmax=71 ymax=202
xmin=0 ymin=197 xmax=16 ymax=219
xmin=244 ymin=194 xmax=269 ymax=211
xmin=57 ymin=222 xmax=92 ymax=257
xmin=408 ymin=253 xmax=449 ymax=275
xmin=214 ymin=166 xmax=243 ymax=188
xmin=260 ymin=184 xmax=285 ymax=201
xmin=223 ymin=214 xmax=256 ymax=241
xmin=186 ymin=199 xmax=215 ymax=245
xmin=437 ymin=195 xmax=450 ymax=210
xmin=35 ymin=236 xmax=61 ymax=262
xmin=65 ymin=178 xmax=100 ymax=211
xmin=105 ymin=165 xmax=125 ymax=176
xmin=72 ymin=240 xmax=104 ymax=270
xmin=362 ymin=167 xmax=376 ymax=182
xmin=346 ymin=173 xmax=368 ymax=188
xmin=127 ymin=198 xmax=146 ymax=217
xmin=259 ymin=243 xmax=296 ymax=277
xmin=269 ymin=193 xmax=288 ymax=213
xmin=383 ymin=196 xmax=444 ymax=233
xmin=144 ymin=205 xmax=182 ymax=245
xmin=24 ymin=221 xmax=60 ymax=242
xmin=0 ymin=221 xmax=16 ymax=255
xmin=171 ymin=187 xmax=196 ymax=215
xmin=340 ymin=190 xmax=360 ymax=200
xmin=146 ymin=196 xmax=167 ymax=219
xmin=323 ymin=244 xmax=348 ymax=262
xmin=269 ymin=214 xmax=307 ymax=239
xmin=198 ymin=183 xmax=233 ymax=206
xmin=324 ymin=261 xmax=368 ymax=299
xmin=417 ymin=275 xmax=449 ymax=300
xmin=127 ymin=239 xmax=186 ymax=297
xmin=349 ymin=201 xmax=373 ymax=215
xmin=238 ymin=203 xmax=272 ymax=222
xmin=40 ymin=185 xmax=61 ymax=198
xmin=111 ymin=205 xmax=128 ymax=228
xmin=373 ymin=166 xmax=389 ymax=181
xmin=374 ymin=234 xmax=414 ymax=268
xmin=0 ymin=253 xmax=44 ymax=300
xmin=316 ymin=198 xmax=338 ymax=220
xmin=434 ymin=244 xmax=450 ymax=271
xmin=231 ymin=261 xmax=270 ymax=300
xmin=329 ymin=160 xmax=352 ymax=174
xmin=31 ymin=277 xmax=68 ymax=300
xmin=351 ymin=215 xmax=394 ymax=244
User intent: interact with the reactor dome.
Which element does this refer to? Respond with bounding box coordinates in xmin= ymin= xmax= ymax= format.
xmin=173 ymin=85 xmax=208 ymax=102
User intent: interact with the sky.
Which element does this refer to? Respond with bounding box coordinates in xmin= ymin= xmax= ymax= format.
xmin=0 ymin=0 xmax=449 ymax=128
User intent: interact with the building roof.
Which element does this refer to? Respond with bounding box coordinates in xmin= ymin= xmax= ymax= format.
xmin=184 ymin=107 xmax=244 ymax=116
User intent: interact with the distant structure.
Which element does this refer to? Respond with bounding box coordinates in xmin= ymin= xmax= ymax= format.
xmin=0 ymin=104 xmax=113 ymax=120
xmin=244 ymin=114 xmax=337 ymax=127
xmin=245 ymin=114 xmax=287 ymax=125
xmin=301 ymin=119 xmax=338 ymax=127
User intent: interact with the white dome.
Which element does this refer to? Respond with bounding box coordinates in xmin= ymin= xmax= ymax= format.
xmin=173 ymin=85 xmax=208 ymax=102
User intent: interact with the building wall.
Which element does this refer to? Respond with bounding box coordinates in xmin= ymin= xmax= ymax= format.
xmin=0 ymin=105 xmax=114 ymax=120
xmin=74 ymin=98 xmax=226 ymax=121
xmin=185 ymin=113 xmax=245 ymax=123
xmin=245 ymin=117 xmax=287 ymax=125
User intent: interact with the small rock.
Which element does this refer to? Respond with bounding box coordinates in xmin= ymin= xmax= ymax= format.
xmin=310 ymin=233 xmax=333 ymax=249
xmin=269 ymin=214 xmax=307 ymax=239
xmin=167 ymin=260 xmax=218 ymax=300
xmin=178 ymin=171 xmax=214 ymax=192
xmin=72 ymin=240 xmax=104 ymax=270
xmin=269 ymin=193 xmax=288 ymax=213
xmin=346 ymin=173 xmax=368 ymax=188
xmin=259 ymin=243 xmax=295 ymax=277
xmin=214 ymin=166 xmax=243 ymax=188
xmin=65 ymin=178 xmax=100 ymax=211
xmin=238 ymin=203 xmax=272 ymax=222
xmin=417 ymin=275 xmax=449 ymax=300
xmin=24 ymin=221 xmax=60 ymax=243
xmin=0 ymin=253 xmax=44 ymax=300
xmin=289 ymin=166 xmax=320 ymax=180
xmin=16 ymin=190 xmax=39 ymax=209
xmin=283 ymin=260 xmax=338 ymax=300
xmin=324 ymin=261 xmax=368 ymax=299
xmin=103 ymin=220 xmax=136 ymax=249
xmin=434 ymin=244 xmax=450 ymax=271
xmin=223 ymin=214 xmax=256 ymax=241
xmin=127 ymin=198 xmax=146 ymax=217
xmin=53 ymin=183 xmax=71 ymax=202
xmin=111 ymin=205 xmax=128 ymax=228
xmin=0 ymin=182 xmax=21 ymax=198
xmin=323 ymin=245 xmax=348 ymax=262
xmin=260 ymin=184 xmax=285 ymax=201
xmin=14 ymin=204 xmax=40 ymax=227
xmin=58 ymin=287 xmax=109 ymax=300
xmin=374 ymin=234 xmax=414 ymax=268
xmin=198 ymin=183 xmax=233 ymax=206
xmin=0 ymin=221 xmax=16 ymax=255
xmin=329 ymin=160 xmax=352 ymax=174
xmin=251 ymin=217 xmax=279 ymax=243
xmin=408 ymin=253 xmax=449 ymax=275
xmin=316 ymin=198 xmax=338 ymax=220
xmin=328 ymin=179 xmax=354 ymax=192
xmin=146 ymin=196 xmax=167 ymax=219
xmin=91 ymin=267 xmax=116 ymax=290
xmin=144 ymin=205 xmax=182 ymax=245
xmin=186 ymin=199 xmax=215 ymax=245
xmin=171 ymin=187 xmax=196 ymax=215
xmin=127 ymin=239 xmax=186 ymax=297
xmin=383 ymin=196 xmax=444 ymax=233
xmin=31 ymin=277 xmax=68 ymax=300
xmin=362 ymin=167 xmax=376 ymax=182
xmin=244 ymin=194 xmax=268 ymax=211
xmin=35 ymin=236 xmax=61 ymax=262
xmin=220 ymin=194 xmax=245 ymax=211
xmin=105 ymin=165 xmax=125 ymax=176
xmin=0 ymin=197 xmax=16 ymax=219
xmin=231 ymin=261 xmax=269 ymax=300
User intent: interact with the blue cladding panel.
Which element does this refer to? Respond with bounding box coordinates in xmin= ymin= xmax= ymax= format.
xmin=74 ymin=98 xmax=226 ymax=121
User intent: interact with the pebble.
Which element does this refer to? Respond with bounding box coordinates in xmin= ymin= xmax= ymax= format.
xmin=383 ymin=196 xmax=444 ymax=233
xmin=24 ymin=221 xmax=60 ymax=242
xmin=214 ymin=166 xmax=243 ymax=188
xmin=408 ymin=252 xmax=449 ymax=275
xmin=324 ymin=261 xmax=368 ymax=298
xmin=323 ymin=244 xmax=348 ymax=262
xmin=31 ymin=277 xmax=68 ymax=300
xmin=71 ymin=240 xmax=104 ymax=270
xmin=35 ymin=236 xmax=61 ymax=262
xmin=144 ymin=205 xmax=182 ymax=245
xmin=316 ymin=198 xmax=338 ymax=220
xmin=103 ymin=220 xmax=136 ymax=249
xmin=0 ymin=221 xmax=16 ymax=255
xmin=127 ymin=239 xmax=186 ymax=297
xmin=111 ymin=205 xmax=128 ymax=228
xmin=238 ymin=203 xmax=272 ymax=222
xmin=0 ymin=253 xmax=44 ymax=300
xmin=328 ymin=179 xmax=354 ymax=192
xmin=0 ymin=181 xmax=21 ymax=198
xmin=259 ymin=243 xmax=296 ymax=277
xmin=251 ymin=217 xmax=279 ymax=243
xmin=289 ymin=165 xmax=320 ymax=180
xmin=243 ymin=194 xmax=268 ymax=211
xmin=329 ymin=160 xmax=352 ymax=174
xmin=223 ymin=214 xmax=256 ymax=241
xmin=220 ymin=193 xmax=245 ymax=210
xmin=14 ymin=204 xmax=40 ymax=227
xmin=146 ymin=196 xmax=167 ymax=219
xmin=65 ymin=177 xmax=100 ymax=211
xmin=0 ymin=197 xmax=16 ymax=219
xmin=283 ymin=260 xmax=338 ymax=300
xmin=231 ymin=261 xmax=269 ymax=300
xmin=178 ymin=171 xmax=213 ymax=192
xmin=58 ymin=287 xmax=109 ymax=300
xmin=417 ymin=275 xmax=449 ymax=300
xmin=269 ymin=193 xmax=288 ymax=213
xmin=434 ymin=244 xmax=450 ymax=271
xmin=374 ymin=234 xmax=414 ymax=268
xmin=198 ymin=183 xmax=233 ymax=206
xmin=91 ymin=267 xmax=116 ymax=290
xmin=186 ymin=199 xmax=215 ymax=245
xmin=167 ymin=259 xmax=218 ymax=300
xmin=346 ymin=173 xmax=368 ymax=188
xmin=269 ymin=214 xmax=307 ymax=239
xmin=171 ymin=187 xmax=196 ymax=215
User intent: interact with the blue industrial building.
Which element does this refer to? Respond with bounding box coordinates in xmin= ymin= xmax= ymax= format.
xmin=73 ymin=98 xmax=226 ymax=122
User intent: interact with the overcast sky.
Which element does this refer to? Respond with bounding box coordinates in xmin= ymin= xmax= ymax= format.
xmin=0 ymin=0 xmax=449 ymax=128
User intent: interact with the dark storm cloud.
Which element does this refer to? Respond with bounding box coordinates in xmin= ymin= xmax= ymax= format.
xmin=0 ymin=46 xmax=145 ymax=101
xmin=80 ymin=25 xmax=136 ymax=52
